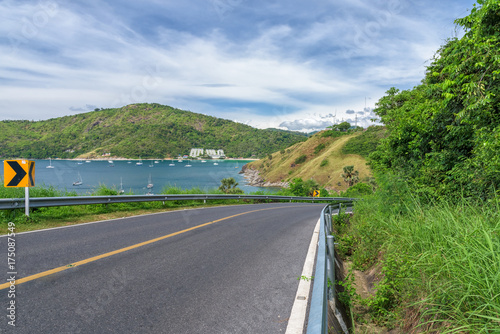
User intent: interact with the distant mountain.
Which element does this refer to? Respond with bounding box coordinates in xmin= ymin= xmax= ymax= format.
xmin=0 ymin=103 xmax=307 ymax=159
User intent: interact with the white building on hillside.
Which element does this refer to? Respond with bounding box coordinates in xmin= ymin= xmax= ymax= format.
xmin=191 ymin=148 xmax=225 ymax=159
xmin=190 ymin=148 xmax=204 ymax=157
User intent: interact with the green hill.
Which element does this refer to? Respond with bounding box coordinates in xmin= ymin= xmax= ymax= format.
xmin=245 ymin=126 xmax=386 ymax=192
xmin=0 ymin=103 xmax=307 ymax=159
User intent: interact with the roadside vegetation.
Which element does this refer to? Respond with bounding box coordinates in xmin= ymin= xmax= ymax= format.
xmin=334 ymin=2 xmax=500 ymax=332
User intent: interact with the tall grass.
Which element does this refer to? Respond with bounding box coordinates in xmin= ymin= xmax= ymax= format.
xmin=347 ymin=193 xmax=500 ymax=332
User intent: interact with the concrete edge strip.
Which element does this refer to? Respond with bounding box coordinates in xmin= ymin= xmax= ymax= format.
xmin=285 ymin=218 xmax=321 ymax=334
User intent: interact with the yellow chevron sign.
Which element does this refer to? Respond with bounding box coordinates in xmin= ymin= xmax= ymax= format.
xmin=4 ymin=160 xmax=35 ymax=187
xmin=312 ymin=190 xmax=320 ymax=197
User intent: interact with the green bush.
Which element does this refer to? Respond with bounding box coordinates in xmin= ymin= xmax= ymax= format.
xmin=294 ymin=154 xmax=307 ymax=164
xmin=342 ymin=126 xmax=386 ymax=158
xmin=342 ymin=182 xmax=373 ymax=197
xmin=314 ymin=143 xmax=326 ymax=155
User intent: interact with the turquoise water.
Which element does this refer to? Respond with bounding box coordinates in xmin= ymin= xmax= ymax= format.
xmin=1 ymin=159 xmax=268 ymax=195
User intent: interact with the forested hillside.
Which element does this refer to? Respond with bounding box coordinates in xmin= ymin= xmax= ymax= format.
xmin=370 ymin=0 xmax=500 ymax=199
xmin=342 ymin=2 xmax=500 ymax=333
xmin=0 ymin=103 xmax=307 ymax=159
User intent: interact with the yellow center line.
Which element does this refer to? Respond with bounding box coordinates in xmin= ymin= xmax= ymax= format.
xmin=1 ymin=205 xmax=309 ymax=290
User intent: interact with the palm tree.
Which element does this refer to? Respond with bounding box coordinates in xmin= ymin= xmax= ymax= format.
xmin=219 ymin=177 xmax=243 ymax=194
xmin=341 ymin=165 xmax=359 ymax=187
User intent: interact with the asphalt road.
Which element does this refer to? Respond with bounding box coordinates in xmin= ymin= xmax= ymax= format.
xmin=0 ymin=203 xmax=325 ymax=333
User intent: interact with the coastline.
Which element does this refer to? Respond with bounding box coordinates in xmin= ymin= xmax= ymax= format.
xmin=240 ymin=164 xmax=289 ymax=188
xmin=46 ymin=157 xmax=259 ymax=161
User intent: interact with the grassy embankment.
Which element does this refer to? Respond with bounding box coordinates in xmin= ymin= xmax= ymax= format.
xmin=334 ymin=183 xmax=500 ymax=333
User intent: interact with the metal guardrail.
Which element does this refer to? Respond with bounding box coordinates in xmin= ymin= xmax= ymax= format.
xmin=307 ymin=202 xmax=353 ymax=334
xmin=0 ymin=194 xmax=358 ymax=210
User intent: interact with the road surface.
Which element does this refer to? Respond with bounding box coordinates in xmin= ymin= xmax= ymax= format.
xmin=0 ymin=203 xmax=325 ymax=333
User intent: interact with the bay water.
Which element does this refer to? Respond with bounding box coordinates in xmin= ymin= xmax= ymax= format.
xmin=1 ymin=159 xmax=268 ymax=195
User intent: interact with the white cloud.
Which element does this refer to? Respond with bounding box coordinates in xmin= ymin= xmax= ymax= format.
xmin=0 ymin=0 xmax=477 ymax=126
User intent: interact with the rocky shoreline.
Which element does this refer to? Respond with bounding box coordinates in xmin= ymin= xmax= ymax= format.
xmin=240 ymin=164 xmax=289 ymax=188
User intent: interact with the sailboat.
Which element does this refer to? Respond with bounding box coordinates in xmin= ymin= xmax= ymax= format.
xmin=185 ymin=159 xmax=192 ymax=167
xmin=146 ymin=173 xmax=153 ymax=189
xmin=73 ymin=172 xmax=83 ymax=186
xmin=149 ymin=160 xmax=154 ymax=167
xmin=136 ymin=157 xmax=143 ymax=166
xmin=169 ymin=160 xmax=175 ymax=166
xmin=119 ymin=177 xmax=124 ymax=194
xmin=46 ymin=157 xmax=55 ymax=169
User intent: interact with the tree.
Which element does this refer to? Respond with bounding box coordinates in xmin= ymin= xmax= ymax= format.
xmin=218 ymin=177 xmax=244 ymax=194
xmin=288 ymin=177 xmax=320 ymax=196
xmin=329 ymin=121 xmax=351 ymax=132
xmin=370 ymin=0 xmax=500 ymax=199
xmin=341 ymin=165 xmax=359 ymax=187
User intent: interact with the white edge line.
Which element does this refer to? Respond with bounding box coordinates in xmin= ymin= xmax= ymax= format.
xmin=285 ymin=218 xmax=321 ymax=334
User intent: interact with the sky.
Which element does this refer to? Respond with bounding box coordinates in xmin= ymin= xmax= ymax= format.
xmin=0 ymin=0 xmax=478 ymax=132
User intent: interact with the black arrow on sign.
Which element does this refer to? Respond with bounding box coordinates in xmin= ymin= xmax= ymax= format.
xmin=7 ymin=161 xmax=27 ymax=187
xmin=29 ymin=161 xmax=35 ymax=186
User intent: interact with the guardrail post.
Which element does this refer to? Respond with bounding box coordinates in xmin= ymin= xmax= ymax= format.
xmin=326 ymin=235 xmax=335 ymax=301
xmin=326 ymin=213 xmax=331 ymax=235
xmin=25 ymin=187 xmax=30 ymax=217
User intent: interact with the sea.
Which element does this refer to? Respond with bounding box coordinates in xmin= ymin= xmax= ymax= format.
xmin=0 ymin=159 xmax=270 ymax=195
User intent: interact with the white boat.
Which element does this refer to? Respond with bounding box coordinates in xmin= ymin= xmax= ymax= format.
xmin=146 ymin=173 xmax=153 ymax=189
xmin=46 ymin=158 xmax=55 ymax=169
xmin=108 ymin=160 xmax=114 ymax=164
xmin=185 ymin=160 xmax=192 ymax=167
xmin=149 ymin=160 xmax=154 ymax=167
xmin=127 ymin=161 xmax=132 ymax=164
xmin=154 ymin=160 xmax=160 ymax=164
xmin=77 ymin=160 xmax=83 ymax=165
xmin=73 ymin=172 xmax=83 ymax=186
xmin=136 ymin=157 xmax=143 ymax=166
xmin=169 ymin=160 xmax=175 ymax=166
xmin=213 ymin=162 xmax=219 ymax=166
xmin=119 ymin=177 xmax=124 ymax=194
xmin=201 ymin=160 xmax=207 ymax=163
xmin=85 ymin=160 xmax=91 ymax=163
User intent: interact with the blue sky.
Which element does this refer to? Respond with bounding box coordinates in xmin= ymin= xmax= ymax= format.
xmin=0 ymin=0 xmax=477 ymax=131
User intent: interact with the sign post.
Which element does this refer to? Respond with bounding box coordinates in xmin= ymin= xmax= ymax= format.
xmin=3 ymin=160 xmax=35 ymax=216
